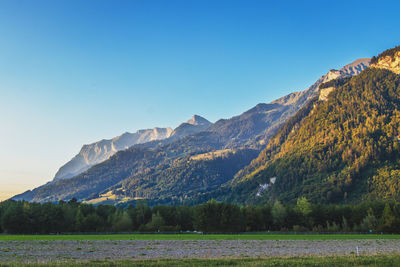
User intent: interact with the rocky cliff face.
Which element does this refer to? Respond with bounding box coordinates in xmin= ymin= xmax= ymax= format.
xmin=340 ymin=58 xmax=371 ymax=75
xmin=186 ymin=115 xmax=211 ymax=126
xmin=53 ymin=127 xmax=173 ymax=181
xmin=318 ymin=58 xmax=370 ymax=101
xmin=319 ymin=86 xmax=336 ymax=101
xmin=270 ymin=58 xmax=370 ymax=117
xmin=371 ymin=50 xmax=400 ymax=74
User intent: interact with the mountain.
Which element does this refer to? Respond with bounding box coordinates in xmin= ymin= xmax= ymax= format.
xmin=222 ymin=47 xmax=400 ymax=205
xmin=13 ymin=58 xmax=370 ymax=204
xmin=53 ymin=115 xmax=211 ymax=182
xmin=340 ymin=58 xmax=371 ymax=75
xmin=170 ymin=115 xmax=212 ymax=139
xmin=53 ymin=127 xmax=173 ymax=181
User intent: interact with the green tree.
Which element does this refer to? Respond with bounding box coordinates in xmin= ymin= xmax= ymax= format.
xmin=272 ymin=200 xmax=287 ymax=229
xmin=244 ymin=206 xmax=266 ymax=231
xmin=74 ymin=208 xmax=85 ymax=232
xmin=113 ymin=211 xmax=133 ymax=232
xmin=296 ymin=197 xmax=312 ymax=216
xmin=379 ymin=203 xmax=396 ymax=233
xmin=135 ymin=201 xmax=152 ymax=227
xmin=341 ymin=216 xmax=350 ymax=232
xmin=194 ymin=199 xmax=219 ymax=232
xmin=144 ymin=212 xmax=165 ymax=232
xmin=176 ymin=206 xmax=194 ymax=231
xmin=360 ymin=208 xmax=378 ymax=232
xmin=1 ymin=202 xmax=29 ymax=234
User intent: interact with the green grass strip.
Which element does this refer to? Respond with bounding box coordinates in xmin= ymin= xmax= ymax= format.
xmin=1 ymin=233 xmax=400 ymax=241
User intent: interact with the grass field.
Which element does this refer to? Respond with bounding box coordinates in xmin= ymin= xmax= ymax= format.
xmin=2 ymin=234 xmax=400 ymax=266
xmin=1 ymin=233 xmax=400 ymax=241
xmin=2 ymin=255 xmax=400 ymax=266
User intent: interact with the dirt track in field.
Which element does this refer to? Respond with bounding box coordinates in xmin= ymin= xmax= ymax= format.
xmin=1 ymin=239 xmax=400 ymax=263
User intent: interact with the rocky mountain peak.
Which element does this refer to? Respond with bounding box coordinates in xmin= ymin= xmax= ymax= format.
xmin=325 ymin=69 xmax=344 ymax=81
xmin=340 ymin=58 xmax=371 ymax=75
xmin=270 ymin=92 xmax=303 ymax=106
xmin=318 ymin=58 xmax=370 ymax=101
xmin=52 ymin=126 xmax=174 ymax=182
xmin=169 ymin=115 xmax=212 ymax=138
xmin=321 ymin=58 xmax=370 ymax=84
xmin=186 ymin=115 xmax=211 ymax=126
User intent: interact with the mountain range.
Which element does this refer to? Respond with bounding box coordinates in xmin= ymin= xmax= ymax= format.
xmin=18 ymin=44 xmax=400 ymax=207
xmin=53 ymin=115 xmax=211 ymax=182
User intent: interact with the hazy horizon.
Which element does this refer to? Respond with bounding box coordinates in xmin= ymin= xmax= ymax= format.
xmin=1 ymin=0 xmax=400 ymax=200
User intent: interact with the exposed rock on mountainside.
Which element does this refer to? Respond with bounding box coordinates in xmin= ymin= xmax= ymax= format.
xmin=371 ymin=46 xmax=400 ymax=74
xmin=53 ymin=127 xmax=173 ymax=181
xmin=187 ymin=115 xmax=211 ymax=126
xmin=340 ymin=58 xmax=371 ymax=75
xmin=318 ymin=58 xmax=371 ymax=102
xmin=319 ymin=86 xmax=335 ymax=101
xmin=274 ymin=58 xmax=370 ymax=104
xmin=170 ymin=115 xmax=212 ymax=139
xmin=256 ymin=58 xmax=370 ymax=138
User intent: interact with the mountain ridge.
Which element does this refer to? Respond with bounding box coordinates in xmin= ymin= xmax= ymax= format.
xmin=53 ymin=115 xmax=210 ymax=182
xmin=13 ymin=58 xmax=371 ymax=204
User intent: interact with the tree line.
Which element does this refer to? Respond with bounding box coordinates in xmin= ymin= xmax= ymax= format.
xmin=0 ymin=198 xmax=399 ymax=234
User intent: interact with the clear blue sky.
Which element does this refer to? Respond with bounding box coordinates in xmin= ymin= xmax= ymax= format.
xmin=0 ymin=0 xmax=399 ymax=200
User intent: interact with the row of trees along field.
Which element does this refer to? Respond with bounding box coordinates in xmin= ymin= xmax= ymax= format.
xmin=0 ymin=198 xmax=400 ymax=234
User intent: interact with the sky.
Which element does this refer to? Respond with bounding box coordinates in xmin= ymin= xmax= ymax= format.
xmin=0 ymin=0 xmax=399 ymax=200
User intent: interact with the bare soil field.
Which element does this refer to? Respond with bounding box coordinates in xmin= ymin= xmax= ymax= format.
xmin=1 ymin=239 xmax=400 ymax=264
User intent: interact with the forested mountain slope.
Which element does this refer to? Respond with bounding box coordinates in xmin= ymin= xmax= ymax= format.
xmin=225 ymin=55 xmax=400 ymax=204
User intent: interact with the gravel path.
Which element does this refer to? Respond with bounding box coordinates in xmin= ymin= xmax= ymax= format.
xmin=1 ymin=239 xmax=400 ymax=263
